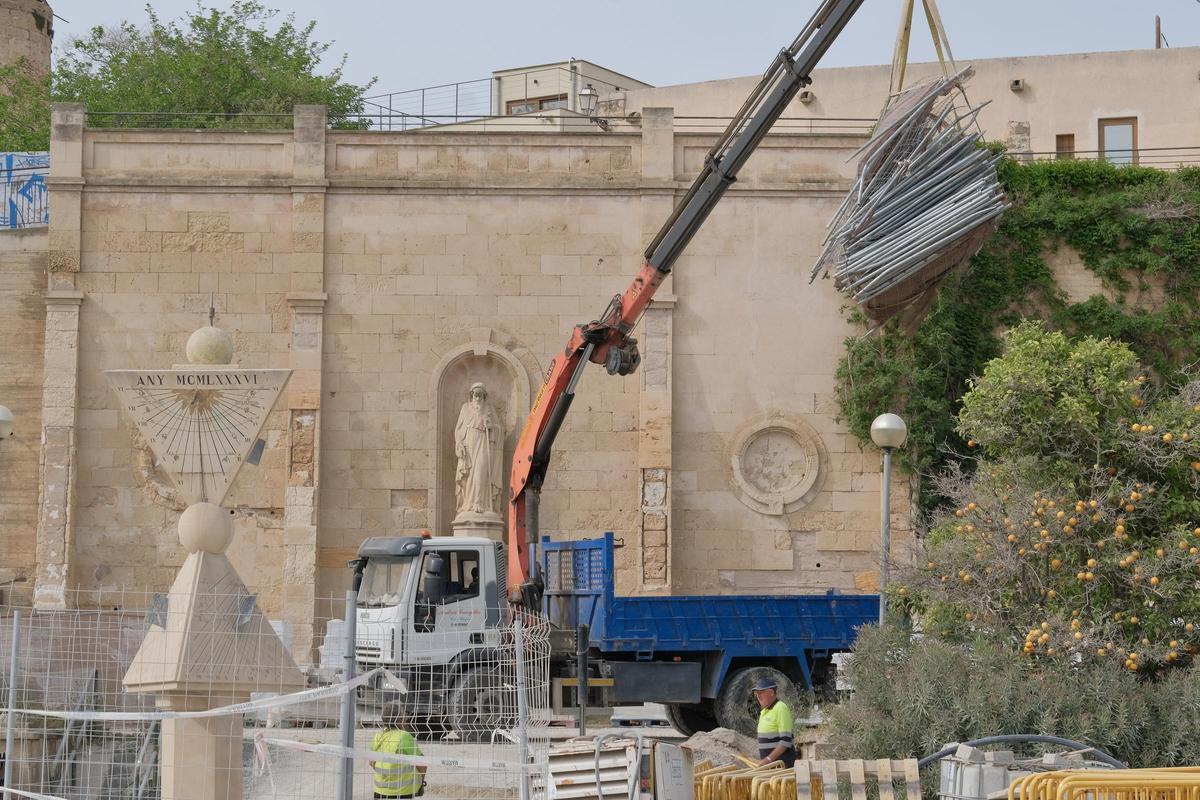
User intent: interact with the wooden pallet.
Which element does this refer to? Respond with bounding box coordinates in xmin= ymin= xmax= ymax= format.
xmin=797 ymin=759 xmax=923 ymax=800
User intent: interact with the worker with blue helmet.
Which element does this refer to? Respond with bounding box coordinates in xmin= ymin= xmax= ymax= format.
xmin=752 ymin=676 xmax=795 ymax=767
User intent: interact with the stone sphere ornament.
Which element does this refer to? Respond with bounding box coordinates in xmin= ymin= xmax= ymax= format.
xmin=178 ymin=501 xmax=235 ymax=554
xmin=186 ymin=326 xmax=234 ymax=365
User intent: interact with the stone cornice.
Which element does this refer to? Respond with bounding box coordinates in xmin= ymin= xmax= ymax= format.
xmin=45 ymin=289 xmax=84 ymax=307
xmin=286 ymin=292 xmax=328 ymax=311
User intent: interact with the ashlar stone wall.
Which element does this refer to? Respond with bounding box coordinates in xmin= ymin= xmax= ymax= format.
xmin=0 ymin=228 xmax=46 ymax=604
xmin=28 ymin=102 xmax=912 ymax=659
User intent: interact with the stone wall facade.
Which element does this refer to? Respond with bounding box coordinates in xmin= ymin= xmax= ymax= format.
xmin=0 ymin=228 xmax=46 ymax=605
xmin=12 ymin=99 xmax=915 ymax=651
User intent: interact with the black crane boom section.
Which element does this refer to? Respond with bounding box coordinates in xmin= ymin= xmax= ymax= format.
xmin=643 ymin=0 xmax=866 ymax=274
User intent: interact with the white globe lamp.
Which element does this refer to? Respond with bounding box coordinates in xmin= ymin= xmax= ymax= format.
xmin=870 ymin=412 xmax=907 ymax=625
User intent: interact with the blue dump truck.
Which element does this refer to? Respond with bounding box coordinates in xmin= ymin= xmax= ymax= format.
xmin=543 ymin=533 xmax=879 ymax=735
xmin=352 ymin=530 xmax=878 ymax=738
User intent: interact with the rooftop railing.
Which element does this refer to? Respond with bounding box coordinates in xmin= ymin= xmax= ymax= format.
xmin=361 ymin=65 xmax=649 ymax=131
xmin=1009 ymin=145 xmax=1200 ymax=169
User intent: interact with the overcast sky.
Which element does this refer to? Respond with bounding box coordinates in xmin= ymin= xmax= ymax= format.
xmin=50 ymin=1 xmax=1200 ymax=96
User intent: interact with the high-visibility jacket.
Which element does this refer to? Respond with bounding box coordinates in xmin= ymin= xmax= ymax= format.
xmin=371 ymin=729 xmax=423 ymax=797
xmin=757 ymin=700 xmax=796 ymax=767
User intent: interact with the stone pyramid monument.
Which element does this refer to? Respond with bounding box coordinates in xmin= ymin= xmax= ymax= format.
xmin=108 ymin=318 xmax=302 ymax=800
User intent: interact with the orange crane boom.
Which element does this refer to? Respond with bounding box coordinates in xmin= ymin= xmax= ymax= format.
xmin=506 ymin=0 xmax=868 ymax=609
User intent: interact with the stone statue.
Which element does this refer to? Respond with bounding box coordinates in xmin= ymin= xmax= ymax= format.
xmin=453 ymin=382 xmax=504 ymax=519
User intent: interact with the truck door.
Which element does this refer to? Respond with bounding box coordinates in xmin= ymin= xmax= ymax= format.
xmin=408 ymin=547 xmax=487 ymax=667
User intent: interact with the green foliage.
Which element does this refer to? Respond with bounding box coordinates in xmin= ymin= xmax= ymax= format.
xmin=827 ymin=624 xmax=1200 ymax=768
xmin=836 ymin=332 xmax=1200 ymax=762
xmin=890 ymin=326 xmax=1200 ymax=665
xmin=957 ymin=322 xmax=1137 ymax=471
xmin=51 ymin=2 xmax=374 ymax=127
xmin=836 ymin=159 xmax=1200 ymax=516
xmin=0 ymin=61 xmax=51 ymax=150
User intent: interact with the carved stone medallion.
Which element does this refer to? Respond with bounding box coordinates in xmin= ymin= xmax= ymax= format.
xmin=730 ymin=415 xmax=824 ymax=515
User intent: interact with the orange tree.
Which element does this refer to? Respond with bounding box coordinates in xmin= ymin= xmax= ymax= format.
xmin=895 ymin=321 xmax=1200 ymax=671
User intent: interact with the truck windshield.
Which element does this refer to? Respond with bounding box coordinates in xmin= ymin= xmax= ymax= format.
xmin=358 ymin=557 xmax=415 ymax=608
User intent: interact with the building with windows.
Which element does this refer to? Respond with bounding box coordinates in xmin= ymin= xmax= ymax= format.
xmin=492 ymin=59 xmax=651 ymax=116
xmin=612 ymin=46 xmax=1199 ymax=166
xmin=1 ymin=45 xmax=1196 ymax=660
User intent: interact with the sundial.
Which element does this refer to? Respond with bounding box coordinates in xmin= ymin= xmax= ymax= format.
xmin=106 ymin=304 xmax=290 ymax=505
xmin=107 ymin=367 xmax=290 ymax=505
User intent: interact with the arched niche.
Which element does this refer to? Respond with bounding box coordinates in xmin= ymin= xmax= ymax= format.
xmin=429 ymin=331 xmax=535 ymax=537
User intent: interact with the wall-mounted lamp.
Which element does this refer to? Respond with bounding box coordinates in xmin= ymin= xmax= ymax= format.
xmin=0 ymin=405 xmax=14 ymax=439
xmin=577 ymin=83 xmax=610 ymax=131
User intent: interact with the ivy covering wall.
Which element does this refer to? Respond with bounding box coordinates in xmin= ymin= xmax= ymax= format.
xmin=836 ymin=159 xmax=1200 ymax=517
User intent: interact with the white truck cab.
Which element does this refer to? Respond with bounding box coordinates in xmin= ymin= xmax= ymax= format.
xmin=353 ymin=535 xmax=509 ymax=737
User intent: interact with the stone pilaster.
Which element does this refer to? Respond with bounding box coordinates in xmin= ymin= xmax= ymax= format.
xmin=282 ymin=292 xmax=325 ymax=664
xmin=34 ymin=103 xmax=86 ymax=609
xmin=34 ymin=290 xmax=82 ymax=608
xmin=637 ymin=107 xmax=677 ymax=592
xmin=46 ymin=103 xmax=84 ymax=285
xmin=640 ymin=107 xmax=674 ymax=182
xmin=639 ymin=298 xmax=674 ymax=591
xmin=289 ymin=105 xmax=327 ymax=295
xmin=278 ymin=106 xmax=328 ymax=659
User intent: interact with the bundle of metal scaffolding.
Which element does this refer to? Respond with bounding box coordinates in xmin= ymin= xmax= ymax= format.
xmin=811 ymin=67 xmax=1008 ymax=329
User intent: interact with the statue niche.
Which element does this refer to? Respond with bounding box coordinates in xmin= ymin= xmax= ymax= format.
xmin=453 ymin=382 xmax=505 ymax=522
xmin=432 ymin=342 xmax=530 ymax=542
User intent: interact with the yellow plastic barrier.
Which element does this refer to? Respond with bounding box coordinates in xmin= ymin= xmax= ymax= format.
xmin=1009 ymin=767 xmax=1200 ymax=800
xmin=697 ymin=758 xmax=921 ymax=800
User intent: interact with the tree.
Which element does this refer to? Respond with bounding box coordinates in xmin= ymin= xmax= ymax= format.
xmin=895 ymin=322 xmax=1200 ymax=669
xmin=52 ymin=2 xmax=374 ymax=128
xmin=827 ymin=323 xmax=1200 ymax=767
xmin=0 ymin=60 xmax=51 ymax=151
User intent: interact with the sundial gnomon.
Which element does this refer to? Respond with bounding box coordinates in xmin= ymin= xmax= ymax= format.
xmin=107 ymin=368 xmax=291 ymax=505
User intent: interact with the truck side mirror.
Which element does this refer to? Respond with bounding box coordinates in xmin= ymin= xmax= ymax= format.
xmin=423 ymin=554 xmax=446 ymax=605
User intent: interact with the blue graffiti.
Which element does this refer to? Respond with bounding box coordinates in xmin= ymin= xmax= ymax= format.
xmin=1 ymin=151 xmax=50 ymax=229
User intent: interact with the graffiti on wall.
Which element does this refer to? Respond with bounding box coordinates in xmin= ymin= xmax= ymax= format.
xmin=1 ymin=152 xmax=49 ymax=229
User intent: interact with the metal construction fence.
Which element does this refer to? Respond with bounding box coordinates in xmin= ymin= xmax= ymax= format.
xmin=1 ymin=152 xmax=48 ymax=230
xmin=0 ymin=589 xmax=552 ymax=800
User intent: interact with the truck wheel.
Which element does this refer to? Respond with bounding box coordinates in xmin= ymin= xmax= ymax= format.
xmin=664 ymin=702 xmax=717 ymax=737
xmin=715 ymin=667 xmax=807 ymax=738
xmin=448 ymin=667 xmax=515 ymax=742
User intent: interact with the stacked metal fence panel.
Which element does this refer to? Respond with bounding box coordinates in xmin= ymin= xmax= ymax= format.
xmin=810 ymin=68 xmax=1008 ymax=330
xmin=1 ymin=152 xmax=49 ymax=230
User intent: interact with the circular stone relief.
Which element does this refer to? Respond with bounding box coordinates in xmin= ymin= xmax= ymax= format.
xmin=730 ymin=417 xmax=824 ymax=515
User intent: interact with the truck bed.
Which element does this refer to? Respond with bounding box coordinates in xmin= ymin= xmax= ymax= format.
xmin=542 ymin=533 xmax=878 ymax=657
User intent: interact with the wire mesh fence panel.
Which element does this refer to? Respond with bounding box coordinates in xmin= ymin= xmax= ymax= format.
xmin=1 ymin=589 xmax=553 ymax=800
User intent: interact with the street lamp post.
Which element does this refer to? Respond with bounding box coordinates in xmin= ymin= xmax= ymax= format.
xmin=870 ymin=413 xmax=907 ymax=625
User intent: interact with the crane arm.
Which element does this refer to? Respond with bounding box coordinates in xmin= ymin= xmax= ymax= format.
xmin=507 ymin=0 xmax=867 ymax=608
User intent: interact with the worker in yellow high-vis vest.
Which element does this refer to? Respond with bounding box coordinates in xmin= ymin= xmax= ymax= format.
xmin=369 ymin=705 xmax=426 ymax=798
xmin=752 ymin=677 xmax=796 ymax=767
